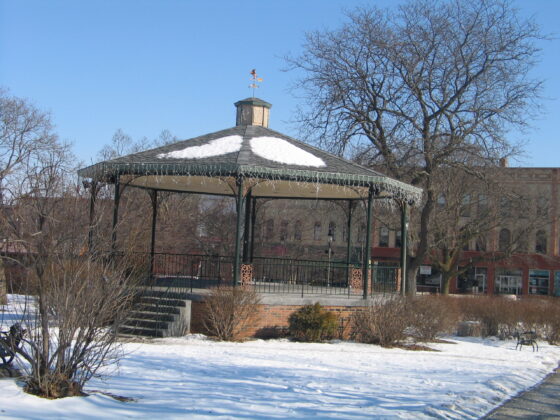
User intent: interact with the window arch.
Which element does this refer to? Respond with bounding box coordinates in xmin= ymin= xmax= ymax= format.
xmin=279 ymin=220 xmax=289 ymax=242
xmin=379 ymin=227 xmax=389 ymax=247
xmin=313 ymin=222 xmax=322 ymax=241
xmin=536 ymin=230 xmax=547 ymax=254
xmin=498 ymin=228 xmax=511 ymax=252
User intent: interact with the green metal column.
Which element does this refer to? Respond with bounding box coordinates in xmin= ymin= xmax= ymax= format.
xmin=87 ymin=181 xmax=98 ymax=253
xmin=363 ymin=188 xmax=374 ymax=299
xmin=345 ymin=200 xmax=354 ymax=286
xmin=249 ymin=197 xmax=257 ymax=263
xmin=400 ymin=201 xmax=409 ymax=296
xmin=111 ymin=176 xmax=121 ymax=259
xmin=233 ymin=177 xmax=244 ymax=286
xmin=242 ymin=190 xmax=252 ymax=263
xmin=149 ymin=190 xmax=158 ymax=278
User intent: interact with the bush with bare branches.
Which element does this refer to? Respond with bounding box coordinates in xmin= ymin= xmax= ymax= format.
xmin=408 ymin=296 xmax=460 ymax=342
xmin=202 ymin=286 xmax=261 ymax=341
xmin=351 ymin=297 xmax=408 ymax=347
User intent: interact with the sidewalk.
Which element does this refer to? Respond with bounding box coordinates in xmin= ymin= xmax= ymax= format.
xmin=484 ymin=367 xmax=560 ymax=419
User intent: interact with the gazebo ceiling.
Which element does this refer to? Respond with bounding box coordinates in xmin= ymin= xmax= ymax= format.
xmin=78 ymin=99 xmax=422 ymax=203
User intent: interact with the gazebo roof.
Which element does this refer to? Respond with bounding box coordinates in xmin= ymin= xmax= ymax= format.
xmin=78 ymin=99 xmax=422 ymax=202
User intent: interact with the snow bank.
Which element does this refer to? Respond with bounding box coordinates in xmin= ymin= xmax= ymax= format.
xmin=1 ymin=334 xmax=558 ymax=419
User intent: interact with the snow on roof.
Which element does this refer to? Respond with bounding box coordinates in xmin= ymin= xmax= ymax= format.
xmin=250 ymin=136 xmax=326 ymax=167
xmin=157 ymin=135 xmax=243 ymax=159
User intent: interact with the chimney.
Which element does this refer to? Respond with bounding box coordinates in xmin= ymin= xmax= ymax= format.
xmin=235 ymin=98 xmax=272 ymax=127
xmin=499 ymin=157 xmax=509 ymax=168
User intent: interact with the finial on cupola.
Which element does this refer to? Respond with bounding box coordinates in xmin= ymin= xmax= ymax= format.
xmin=235 ymin=70 xmax=272 ymax=127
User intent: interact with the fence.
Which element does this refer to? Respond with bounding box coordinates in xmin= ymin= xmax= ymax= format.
xmin=138 ymin=252 xmax=400 ymax=297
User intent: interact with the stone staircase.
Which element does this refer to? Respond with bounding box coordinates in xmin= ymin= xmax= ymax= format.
xmin=118 ymin=289 xmax=191 ymax=338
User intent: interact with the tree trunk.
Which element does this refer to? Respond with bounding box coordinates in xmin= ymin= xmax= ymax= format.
xmin=441 ymin=272 xmax=452 ymax=295
xmin=0 ymin=258 xmax=6 ymax=305
xmin=405 ymin=265 xmax=417 ymax=296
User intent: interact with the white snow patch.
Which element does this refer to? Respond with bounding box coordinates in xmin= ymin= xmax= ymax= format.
xmin=250 ymin=136 xmax=326 ymax=167
xmin=1 ymin=294 xmax=560 ymax=419
xmin=157 ymin=135 xmax=242 ymax=159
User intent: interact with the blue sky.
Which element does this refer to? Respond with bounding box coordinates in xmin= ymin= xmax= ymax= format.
xmin=1 ymin=0 xmax=559 ymax=167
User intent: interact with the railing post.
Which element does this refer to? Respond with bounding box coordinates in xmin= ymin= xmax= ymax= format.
xmin=363 ymin=187 xmax=374 ymax=299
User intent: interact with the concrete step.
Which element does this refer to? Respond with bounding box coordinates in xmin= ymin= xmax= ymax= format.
xmin=140 ymin=290 xmax=191 ymax=300
xmin=135 ymin=304 xmax=181 ymax=315
xmin=131 ymin=311 xmax=176 ymax=322
xmin=118 ymin=326 xmax=165 ymax=338
xmin=139 ymin=297 xmax=187 ymax=307
xmin=123 ymin=319 xmax=170 ymax=330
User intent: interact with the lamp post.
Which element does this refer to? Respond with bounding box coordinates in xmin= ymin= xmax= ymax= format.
xmin=327 ymin=226 xmax=334 ymax=287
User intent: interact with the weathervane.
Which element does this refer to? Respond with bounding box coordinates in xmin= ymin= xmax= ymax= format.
xmin=249 ymin=69 xmax=263 ymax=97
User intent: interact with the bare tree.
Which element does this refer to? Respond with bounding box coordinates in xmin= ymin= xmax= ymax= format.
xmin=427 ymin=169 xmax=549 ymax=293
xmin=0 ymin=93 xmax=137 ymax=398
xmin=287 ymin=0 xmax=544 ymax=293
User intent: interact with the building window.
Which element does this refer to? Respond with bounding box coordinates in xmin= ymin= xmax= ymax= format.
xmin=437 ymin=193 xmax=446 ymax=209
xmin=458 ymin=267 xmax=487 ymax=294
xmin=265 ymin=219 xmax=274 ymax=240
xmin=313 ymin=222 xmax=322 ymax=241
xmin=536 ymin=230 xmax=547 ymax=254
xmin=279 ymin=220 xmax=288 ymax=242
xmin=328 ymin=221 xmax=336 ymax=242
xmin=395 ymin=230 xmax=402 ymax=248
xmin=342 ymin=226 xmax=348 ymax=243
xmin=536 ymin=197 xmax=548 ymax=217
xmin=500 ymin=197 xmax=511 ymax=218
xmin=293 ymin=220 xmax=302 ymax=241
xmin=516 ymin=232 xmax=528 ymax=253
xmin=478 ymin=194 xmax=488 ymax=217
xmin=495 ymin=268 xmax=522 ymax=295
xmin=358 ymin=224 xmax=366 ymax=243
xmin=379 ymin=227 xmax=389 ymax=247
xmin=475 ymin=236 xmax=487 ymax=252
xmin=529 ymin=269 xmax=549 ymax=295
xmin=460 ymin=194 xmax=471 ymax=217
xmin=498 ymin=228 xmax=511 ymax=252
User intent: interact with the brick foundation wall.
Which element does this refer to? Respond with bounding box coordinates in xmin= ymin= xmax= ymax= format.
xmin=190 ymin=301 xmax=369 ymax=340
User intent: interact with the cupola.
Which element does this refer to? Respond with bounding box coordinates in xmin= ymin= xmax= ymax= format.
xmin=234 ymin=97 xmax=272 ymax=127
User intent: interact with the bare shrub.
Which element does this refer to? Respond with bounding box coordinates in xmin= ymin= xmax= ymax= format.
xmin=202 ymin=286 xmax=261 ymax=341
xmin=543 ymin=301 xmax=560 ymax=345
xmin=351 ymin=297 xmax=408 ymax=347
xmin=457 ymin=296 xmax=521 ymax=338
xmin=288 ymin=303 xmax=338 ymax=342
xmin=408 ymin=296 xmax=459 ymax=342
xmin=10 ymin=253 xmax=136 ymax=398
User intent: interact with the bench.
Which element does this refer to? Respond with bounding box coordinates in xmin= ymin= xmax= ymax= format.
xmin=514 ymin=331 xmax=538 ymax=352
xmin=0 ymin=323 xmax=25 ymax=367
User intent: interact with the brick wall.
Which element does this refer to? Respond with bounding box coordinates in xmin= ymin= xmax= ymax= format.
xmin=190 ymin=301 xmax=369 ymax=340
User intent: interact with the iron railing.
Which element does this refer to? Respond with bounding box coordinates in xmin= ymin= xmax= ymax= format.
xmin=134 ymin=252 xmax=400 ymax=297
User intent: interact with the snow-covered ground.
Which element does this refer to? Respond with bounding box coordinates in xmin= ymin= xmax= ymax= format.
xmin=1 ymin=296 xmax=559 ymax=419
